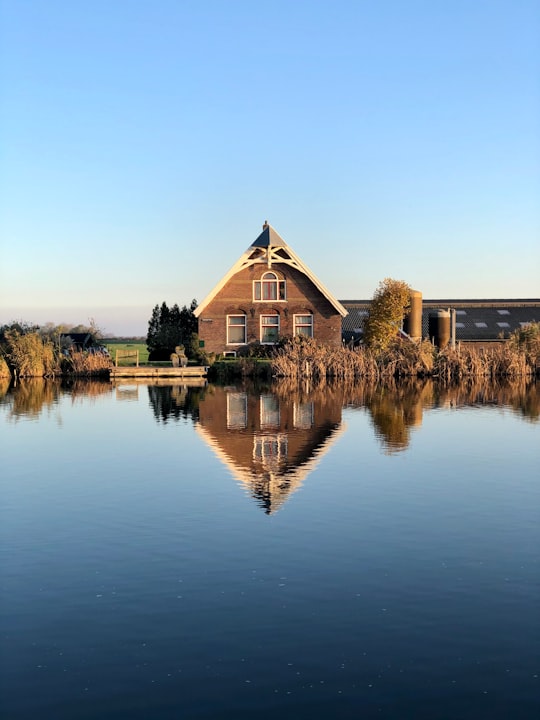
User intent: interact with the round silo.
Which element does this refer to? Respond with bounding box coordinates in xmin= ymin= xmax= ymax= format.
xmin=428 ymin=310 xmax=451 ymax=349
xmin=403 ymin=290 xmax=423 ymax=340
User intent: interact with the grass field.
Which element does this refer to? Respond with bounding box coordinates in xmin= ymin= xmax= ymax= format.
xmin=105 ymin=342 xmax=149 ymax=365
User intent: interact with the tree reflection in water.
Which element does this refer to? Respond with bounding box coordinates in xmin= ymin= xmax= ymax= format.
xmin=147 ymin=381 xmax=206 ymax=424
xmin=0 ymin=376 xmax=537 ymax=431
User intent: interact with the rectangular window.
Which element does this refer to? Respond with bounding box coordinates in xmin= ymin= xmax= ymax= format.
xmin=227 ymin=315 xmax=246 ymax=344
xmin=293 ymin=401 xmax=314 ymax=429
xmin=260 ymin=394 xmax=280 ymax=428
xmin=294 ymin=314 xmax=313 ymax=338
xmin=261 ymin=315 xmax=279 ymax=343
xmin=227 ymin=393 xmax=247 ymax=429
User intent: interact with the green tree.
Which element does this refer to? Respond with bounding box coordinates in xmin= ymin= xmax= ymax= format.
xmin=363 ymin=278 xmax=412 ymax=353
xmin=146 ymin=300 xmax=198 ymax=360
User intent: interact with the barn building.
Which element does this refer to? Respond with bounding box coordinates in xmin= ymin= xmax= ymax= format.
xmin=194 ymin=223 xmax=348 ymax=356
xmin=341 ymin=299 xmax=540 ymax=347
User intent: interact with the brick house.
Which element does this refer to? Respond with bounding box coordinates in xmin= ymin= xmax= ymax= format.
xmin=194 ymin=222 xmax=348 ymax=355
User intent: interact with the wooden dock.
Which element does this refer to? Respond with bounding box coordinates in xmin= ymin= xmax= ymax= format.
xmin=109 ymin=365 xmax=208 ymax=380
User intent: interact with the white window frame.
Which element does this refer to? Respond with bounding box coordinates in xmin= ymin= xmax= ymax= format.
xmin=227 ymin=392 xmax=247 ymax=429
xmin=227 ymin=314 xmax=247 ymax=345
xmin=293 ymin=313 xmax=313 ymax=338
xmin=253 ymin=271 xmax=286 ymax=302
xmin=293 ymin=401 xmax=314 ymax=429
xmin=260 ymin=314 xmax=280 ymax=344
xmin=253 ymin=434 xmax=288 ymax=469
xmin=260 ymin=394 xmax=280 ymax=428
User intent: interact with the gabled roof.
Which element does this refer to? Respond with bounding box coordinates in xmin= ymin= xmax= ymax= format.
xmin=60 ymin=332 xmax=93 ymax=348
xmin=194 ymin=223 xmax=348 ymax=318
xmin=251 ymin=224 xmax=287 ymax=248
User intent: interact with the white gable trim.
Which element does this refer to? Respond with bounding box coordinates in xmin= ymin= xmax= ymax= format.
xmin=195 ymin=230 xmax=348 ymax=318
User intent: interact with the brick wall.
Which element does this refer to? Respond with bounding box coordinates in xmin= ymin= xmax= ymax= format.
xmin=198 ymin=264 xmax=343 ymax=354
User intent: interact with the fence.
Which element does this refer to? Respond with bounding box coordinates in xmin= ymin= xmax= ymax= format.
xmin=115 ymin=349 xmax=139 ymax=367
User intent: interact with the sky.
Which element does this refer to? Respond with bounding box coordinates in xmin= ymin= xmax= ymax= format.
xmin=1 ymin=0 xmax=539 ymax=336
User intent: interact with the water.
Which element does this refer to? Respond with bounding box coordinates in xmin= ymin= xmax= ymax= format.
xmin=1 ymin=378 xmax=539 ymax=719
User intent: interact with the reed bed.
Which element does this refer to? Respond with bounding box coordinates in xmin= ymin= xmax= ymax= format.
xmin=271 ymin=337 xmax=380 ymax=381
xmin=1 ymin=330 xmax=59 ymax=378
xmin=435 ymin=343 xmax=533 ymax=380
xmin=61 ymin=350 xmax=112 ymax=376
xmin=272 ymin=334 xmax=539 ymax=380
xmin=271 ymin=337 xmax=434 ymax=380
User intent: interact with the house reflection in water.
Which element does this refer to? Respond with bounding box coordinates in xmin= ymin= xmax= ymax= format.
xmin=195 ymin=386 xmax=344 ymax=514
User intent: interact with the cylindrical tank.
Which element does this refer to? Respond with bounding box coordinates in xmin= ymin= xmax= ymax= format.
xmin=403 ymin=289 xmax=423 ymax=340
xmin=428 ymin=310 xmax=451 ymax=349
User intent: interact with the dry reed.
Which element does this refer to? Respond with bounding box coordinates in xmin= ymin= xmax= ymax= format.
xmin=0 ymin=354 xmax=10 ymax=379
xmin=272 ymin=334 xmax=538 ymax=380
xmin=2 ymin=330 xmax=59 ymax=378
xmin=435 ymin=343 xmax=534 ymax=380
xmin=271 ymin=337 xmax=380 ymax=381
xmin=62 ymin=350 xmax=112 ymax=376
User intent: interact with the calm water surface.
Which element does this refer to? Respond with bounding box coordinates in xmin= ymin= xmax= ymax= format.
xmin=1 ymin=378 xmax=539 ymax=720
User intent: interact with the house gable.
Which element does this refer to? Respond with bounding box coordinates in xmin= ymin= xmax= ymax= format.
xmin=195 ymin=224 xmax=347 ymax=354
xmin=195 ymin=223 xmax=347 ymax=319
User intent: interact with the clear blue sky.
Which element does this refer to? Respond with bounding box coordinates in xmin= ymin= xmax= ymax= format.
xmin=1 ymin=0 xmax=539 ymax=336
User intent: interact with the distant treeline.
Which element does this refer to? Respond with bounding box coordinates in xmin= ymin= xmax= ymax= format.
xmin=104 ymin=337 xmax=146 ymax=343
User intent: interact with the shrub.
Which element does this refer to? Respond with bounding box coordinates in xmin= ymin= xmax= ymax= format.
xmin=508 ymin=321 xmax=540 ymax=370
xmin=0 ymin=352 xmax=10 ymax=378
xmin=2 ymin=329 xmax=59 ymax=377
xmin=363 ymin=278 xmax=412 ymax=353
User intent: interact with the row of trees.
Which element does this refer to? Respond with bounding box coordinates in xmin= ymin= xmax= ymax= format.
xmin=146 ymin=300 xmax=199 ymax=360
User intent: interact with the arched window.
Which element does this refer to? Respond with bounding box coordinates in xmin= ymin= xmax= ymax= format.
xmin=253 ymin=272 xmax=286 ymax=301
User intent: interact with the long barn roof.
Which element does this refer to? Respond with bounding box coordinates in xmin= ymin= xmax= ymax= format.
xmin=341 ymin=299 xmax=540 ymax=341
